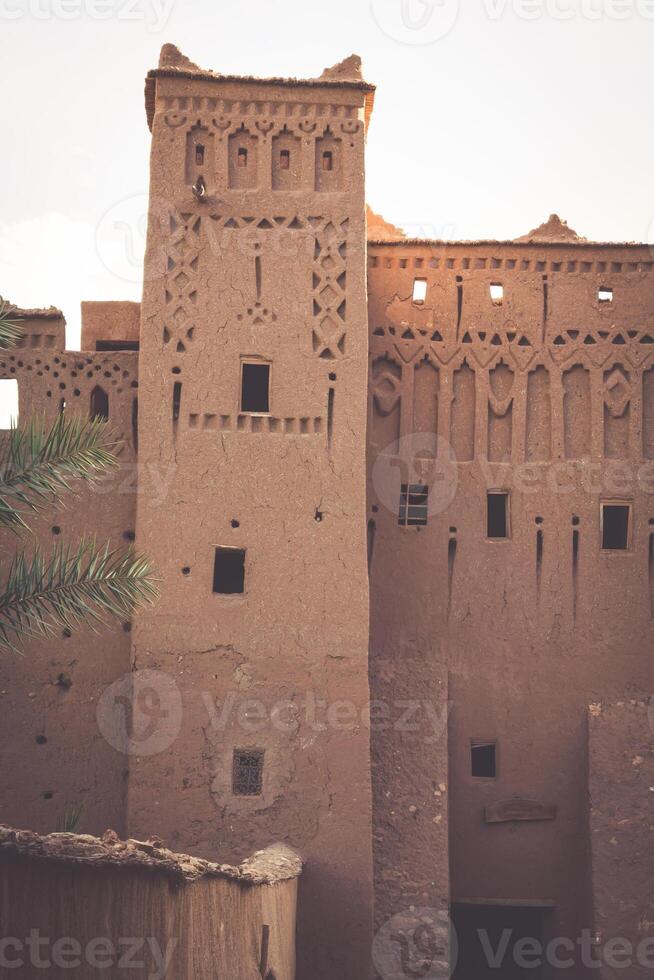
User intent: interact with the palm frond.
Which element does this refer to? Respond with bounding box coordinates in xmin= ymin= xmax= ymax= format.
xmin=0 ymin=538 xmax=158 ymax=650
xmin=0 ymin=414 xmax=118 ymax=531
xmin=0 ymin=298 xmax=23 ymax=351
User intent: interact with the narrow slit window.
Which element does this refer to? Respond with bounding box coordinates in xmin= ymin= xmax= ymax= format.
xmin=241 ymin=362 xmax=270 ymax=414
xmin=195 ymin=144 xmax=205 ymax=165
xmin=322 ymin=150 xmax=333 ymax=172
xmin=487 ymin=491 xmax=509 ymax=539
xmin=598 ymin=286 xmax=613 ymax=303
xmin=238 ymin=147 xmax=248 ymax=168
xmin=412 ymin=278 xmax=427 ymax=304
xmin=90 ymin=385 xmax=109 ymax=422
xmin=398 ymin=484 xmax=429 ymax=527
xmin=232 ymin=749 xmax=264 ymax=796
xmin=279 ymin=149 xmax=290 ymax=170
xmin=0 ymin=379 xmax=19 ymax=429
xmin=213 ymin=547 xmax=246 ymax=595
xmin=601 ymin=502 xmax=631 ymax=551
xmin=490 ymin=283 xmax=504 ymax=305
xmin=471 ymin=741 xmax=497 ymax=778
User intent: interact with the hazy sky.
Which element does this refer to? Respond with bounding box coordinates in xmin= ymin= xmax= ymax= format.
xmin=1 ymin=0 xmax=652 ymax=347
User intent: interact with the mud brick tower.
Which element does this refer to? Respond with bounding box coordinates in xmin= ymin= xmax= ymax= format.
xmin=128 ymin=45 xmax=375 ymax=980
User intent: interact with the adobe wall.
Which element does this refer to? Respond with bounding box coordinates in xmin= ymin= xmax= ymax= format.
xmin=588 ymin=699 xmax=654 ymax=979
xmin=0 ymin=307 xmax=139 ymax=839
xmin=128 ymin=55 xmax=374 ymax=980
xmin=367 ymin=239 xmax=654 ymax=974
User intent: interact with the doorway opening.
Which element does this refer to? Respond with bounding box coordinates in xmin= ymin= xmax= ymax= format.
xmin=452 ymin=904 xmax=547 ymax=979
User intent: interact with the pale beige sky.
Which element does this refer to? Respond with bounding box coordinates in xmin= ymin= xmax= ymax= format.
xmin=1 ymin=0 xmax=653 ymax=349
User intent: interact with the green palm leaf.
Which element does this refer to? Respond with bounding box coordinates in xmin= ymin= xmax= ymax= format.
xmin=0 ymin=538 xmax=158 ymax=651
xmin=0 ymin=298 xmax=23 ymax=351
xmin=0 ymin=414 xmax=118 ymax=530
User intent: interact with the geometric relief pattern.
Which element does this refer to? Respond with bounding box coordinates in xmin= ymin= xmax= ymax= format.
xmin=163 ymin=211 xmax=201 ymax=355
xmin=312 ymin=219 xmax=349 ymax=360
xmin=204 ymin=211 xmax=350 ymax=359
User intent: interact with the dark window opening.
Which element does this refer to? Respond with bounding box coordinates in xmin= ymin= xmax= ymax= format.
xmin=322 ymin=150 xmax=333 ymax=171
xmin=232 ymin=749 xmax=264 ymax=796
xmin=487 ymin=492 xmax=509 ymax=539
xmin=398 ymin=484 xmax=429 ymax=527
xmin=279 ymin=149 xmax=290 ymax=170
xmin=238 ymin=147 xmax=248 ymax=167
xmin=602 ymin=503 xmax=631 ymax=551
xmin=241 ymin=362 xmax=270 ymax=414
xmin=213 ymin=547 xmax=245 ymax=595
xmin=95 ymin=340 xmax=139 ymax=352
xmin=195 ymin=144 xmax=205 ymax=165
xmin=172 ymin=381 xmax=182 ymax=425
xmin=90 ymin=385 xmax=109 ymax=421
xmin=471 ymin=741 xmax=496 ymax=778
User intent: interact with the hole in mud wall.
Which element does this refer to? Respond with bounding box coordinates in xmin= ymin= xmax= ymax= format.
xmin=272 ymin=128 xmax=302 ymax=190
xmin=229 ymin=127 xmax=258 ymax=189
xmin=487 ymin=491 xmax=509 ymax=539
xmin=471 ymin=741 xmax=497 ymax=778
xmin=412 ymin=278 xmax=427 ymax=304
xmin=172 ymin=381 xmax=182 ymax=428
xmin=598 ymin=286 xmax=613 ymax=304
xmin=601 ymin=502 xmax=631 ymax=551
xmin=315 ymin=130 xmax=342 ymax=191
xmin=367 ymin=518 xmax=376 ymax=569
xmin=232 ymin=748 xmax=264 ymax=796
xmin=0 ymin=378 xmax=19 ymax=428
xmin=90 ymin=385 xmax=109 ymax=422
xmin=398 ymin=484 xmax=429 ymax=527
xmin=213 ymin=547 xmax=246 ymax=595
xmin=490 ymin=283 xmax=504 ymax=306
xmin=241 ymin=362 xmax=270 ymax=414
xmin=185 ymin=125 xmax=212 ymax=185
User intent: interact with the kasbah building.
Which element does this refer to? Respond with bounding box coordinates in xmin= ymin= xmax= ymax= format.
xmin=1 ymin=42 xmax=652 ymax=980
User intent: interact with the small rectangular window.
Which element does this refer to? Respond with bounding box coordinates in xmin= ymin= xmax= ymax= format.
xmin=232 ymin=749 xmax=264 ymax=796
xmin=213 ymin=547 xmax=245 ymax=595
xmin=0 ymin=379 xmax=19 ymax=429
xmin=598 ymin=287 xmax=613 ymax=303
xmin=322 ymin=151 xmax=333 ymax=172
xmin=601 ymin=502 xmax=631 ymax=551
xmin=195 ymin=144 xmax=205 ymax=165
xmin=471 ymin=740 xmax=497 ymax=778
xmin=241 ymin=362 xmax=270 ymax=414
xmin=238 ymin=147 xmax=248 ymax=167
xmin=490 ymin=283 xmax=504 ymax=305
xmin=412 ymin=278 xmax=427 ymax=304
xmin=398 ymin=484 xmax=429 ymax=527
xmin=279 ymin=149 xmax=290 ymax=170
xmin=487 ymin=491 xmax=509 ymax=539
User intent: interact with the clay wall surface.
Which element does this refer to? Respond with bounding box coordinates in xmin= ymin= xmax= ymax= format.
xmin=367 ymin=239 xmax=654 ymax=976
xmin=81 ymin=301 xmax=141 ymax=351
xmin=129 ymin=58 xmax=374 ymax=980
xmin=0 ymin=309 xmax=139 ymax=838
xmin=588 ymin=699 xmax=654 ymax=979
